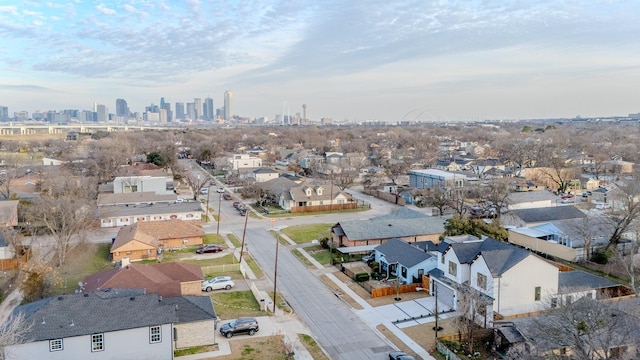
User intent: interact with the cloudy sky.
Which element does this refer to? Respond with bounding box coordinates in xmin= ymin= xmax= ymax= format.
xmin=1 ymin=1 xmax=639 ymax=122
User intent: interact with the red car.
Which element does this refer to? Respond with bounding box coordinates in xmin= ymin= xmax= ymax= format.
xmin=223 ymin=194 xmax=232 ymax=200
xmin=196 ymin=245 xmax=224 ymax=254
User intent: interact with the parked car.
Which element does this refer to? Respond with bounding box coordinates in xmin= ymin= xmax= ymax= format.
xmin=217 ymin=187 xmax=225 ymax=193
xmin=219 ymin=317 xmax=259 ymax=338
xmin=223 ymin=193 xmax=232 ymax=200
xmin=196 ymin=244 xmax=223 ymax=254
xmin=210 ymin=180 xmax=216 ymax=185
xmin=239 ymin=208 xmax=247 ymax=216
xmin=389 ymin=351 xmax=416 ymax=360
xmin=200 ymin=187 xmax=209 ymax=195
xmin=201 ymin=276 xmax=235 ymax=292
xmin=176 ymin=196 xmax=184 ymax=203
xmin=233 ymin=201 xmax=241 ymax=209
xmin=596 ymin=203 xmax=611 ymax=210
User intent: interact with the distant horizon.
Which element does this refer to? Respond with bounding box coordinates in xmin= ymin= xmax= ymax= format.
xmin=1 ymin=1 xmax=639 ymax=121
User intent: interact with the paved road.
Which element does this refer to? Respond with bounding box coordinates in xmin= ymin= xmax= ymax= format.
xmin=192 ymin=166 xmax=404 ymax=360
xmin=245 ymin=227 xmax=395 ymax=360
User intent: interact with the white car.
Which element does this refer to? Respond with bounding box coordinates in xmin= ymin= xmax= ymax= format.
xmin=217 ymin=187 xmax=225 ymax=193
xmin=596 ymin=203 xmax=611 ymax=210
xmin=200 ymin=187 xmax=209 ymax=195
xmin=202 ymin=276 xmax=235 ymax=292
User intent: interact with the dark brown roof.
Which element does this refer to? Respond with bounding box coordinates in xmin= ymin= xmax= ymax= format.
xmin=82 ymin=262 xmax=204 ymax=297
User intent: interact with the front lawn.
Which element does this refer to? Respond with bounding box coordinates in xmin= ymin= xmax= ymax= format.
xmin=203 ymin=233 xmax=225 ymax=245
xmin=280 ymin=223 xmax=332 ymax=244
xmin=53 ymin=243 xmax=113 ymax=295
xmin=210 ymin=291 xmax=264 ymax=319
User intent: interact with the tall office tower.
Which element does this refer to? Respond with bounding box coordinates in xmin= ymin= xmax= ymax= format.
xmin=96 ymin=104 xmax=108 ymax=122
xmin=204 ymin=97 xmax=214 ymax=120
xmin=194 ymin=98 xmax=202 ymax=120
xmin=0 ymin=106 xmax=8 ymax=121
xmin=115 ymin=99 xmax=129 ymax=117
xmin=159 ymin=108 xmax=168 ymax=123
xmin=186 ymin=102 xmax=195 ymax=120
xmin=175 ymin=102 xmax=185 ymax=120
xmin=162 ymin=102 xmax=172 ymax=122
xmin=224 ymin=90 xmax=233 ymax=121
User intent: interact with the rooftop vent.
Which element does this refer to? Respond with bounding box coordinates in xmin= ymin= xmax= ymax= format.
xmin=130 ymin=297 xmax=135 ymax=301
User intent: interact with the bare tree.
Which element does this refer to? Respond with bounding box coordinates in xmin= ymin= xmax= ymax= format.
xmin=0 ymin=311 xmax=33 ymax=359
xmin=181 ymin=171 xmax=210 ymax=201
xmin=382 ymin=158 xmax=409 ymax=185
xmin=454 ymin=286 xmax=492 ymax=354
xmin=524 ymin=297 xmax=640 ymax=360
xmin=25 ymin=176 xmax=96 ymax=267
xmin=603 ymin=179 xmax=640 ymax=250
xmin=417 ymin=188 xmax=451 ymax=216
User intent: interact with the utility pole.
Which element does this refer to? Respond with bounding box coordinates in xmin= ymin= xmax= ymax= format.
xmin=216 ymin=193 xmax=222 ymax=234
xmin=273 ymin=236 xmax=279 ymax=313
xmin=434 ymin=283 xmax=439 ymax=339
xmin=205 ymin=186 xmax=211 ymax=221
xmin=239 ymin=208 xmax=249 ymax=263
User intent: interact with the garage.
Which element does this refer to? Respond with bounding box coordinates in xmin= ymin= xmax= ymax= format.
xmin=433 ymin=281 xmax=455 ymax=311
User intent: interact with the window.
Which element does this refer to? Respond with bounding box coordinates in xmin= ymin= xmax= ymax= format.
xmin=441 ymin=254 xmax=445 ymax=264
xmin=401 ymin=266 xmax=407 ymax=278
xmin=551 ymin=298 xmax=558 ymax=308
xmin=448 ymin=261 xmax=457 ymax=276
xmin=150 ymin=326 xmax=161 ymax=343
xmin=91 ymin=333 xmax=104 ymax=352
xmin=477 ymin=273 xmax=487 ymax=290
xmin=49 ymin=339 xmax=63 ymax=352
xmin=124 ymin=185 xmax=138 ymax=193
xmin=534 ymin=286 xmax=541 ymax=301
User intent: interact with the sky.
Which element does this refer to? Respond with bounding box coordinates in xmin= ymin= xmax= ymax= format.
xmin=0 ymin=1 xmax=639 ymax=122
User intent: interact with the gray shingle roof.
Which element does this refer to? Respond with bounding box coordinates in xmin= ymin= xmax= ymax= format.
xmin=11 ymin=290 xmax=215 ymax=341
xmin=376 ymin=238 xmax=433 ymax=267
xmin=337 ymin=216 xmax=446 ymax=241
xmin=446 ymin=238 xmax=531 ymax=276
xmin=558 ymin=270 xmax=618 ymax=294
xmin=511 ymin=206 xmax=586 ymax=223
xmin=372 ymin=207 xmax=430 ymax=221
xmin=97 ymin=202 xmax=202 ymax=218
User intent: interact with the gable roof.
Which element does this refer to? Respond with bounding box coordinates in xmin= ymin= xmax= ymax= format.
xmin=11 ymin=290 xmax=216 ymax=342
xmin=111 ymin=219 xmax=203 ymax=251
xmin=97 ymin=192 xmax=178 ymax=206
xmin=376 ymin=238 xmax=433 ymax=267
xmin=372 ymin=207 xmax=429 ymax=221
xmin=558 ymin=270 xmax=618 ymax=294
xmin=253 ymin=168 xmax=278 ymax=174
xmin=256 ymin=177 xmax=299 ymax=192
xmin=510 ymin=206 xmax=586 ymax=223
xmin=446 ymin=238 xmax=532 ymax=276
xmin=337 ymin=216 xmax=446 ymax=241
xmin=82 ymin=262 xmax=204 ymax=296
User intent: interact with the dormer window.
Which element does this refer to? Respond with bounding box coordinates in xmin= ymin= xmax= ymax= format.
xmin=305 ymin=188 xmax=312 ymax=196
xmin=317 ymin=187 xmax=323 ymax=196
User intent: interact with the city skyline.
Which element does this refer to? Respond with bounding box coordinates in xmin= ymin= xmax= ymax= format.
xmin=0 ymin=1 xmax=639 ymax=122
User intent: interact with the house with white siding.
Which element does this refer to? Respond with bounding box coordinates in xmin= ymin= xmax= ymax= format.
xmin=4 ymin=289 xmax=217 ymax=360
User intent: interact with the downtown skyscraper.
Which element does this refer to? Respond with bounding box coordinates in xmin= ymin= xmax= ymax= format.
xmin=204 ymin=97 xmax=214 ymax=121
xmin=224 ymin=91 xmax=233 ymax=121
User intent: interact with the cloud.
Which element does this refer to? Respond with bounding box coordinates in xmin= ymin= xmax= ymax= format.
xmin=123 ymin=4 xmax=148 ymax=18
xmin=0 ymin=84 xmax=53 ymax=92
xmin=95 ymin=3 xmax=116 ymax=15
xmin=0 ymin=6 xmax=17 ymax=16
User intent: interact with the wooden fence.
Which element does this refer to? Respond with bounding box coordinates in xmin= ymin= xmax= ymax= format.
xmin=363 ymin=189 xmax=406 ymax=205
xmin=291 ymin=203 xmax=357 ymax=213
xmin=0 ymin=249 xmax=32 ymax=271
xmin=371 ymin=283 xmax=420 ymax=298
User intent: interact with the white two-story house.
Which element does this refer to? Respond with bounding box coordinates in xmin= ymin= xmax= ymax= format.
xmin=432 ymin=236 xmax=559 ymax=327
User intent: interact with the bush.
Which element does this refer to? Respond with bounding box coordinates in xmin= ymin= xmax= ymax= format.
xmin=591 ymin=249 xmax=611 ymax=264
xmin=354 ymin=272 xmax=370 ymax=282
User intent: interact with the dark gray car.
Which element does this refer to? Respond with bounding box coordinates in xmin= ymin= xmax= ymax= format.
xmin=220 ymin=317 xmax=259 ymax=338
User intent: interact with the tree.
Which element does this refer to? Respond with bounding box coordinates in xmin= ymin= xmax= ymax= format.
xmin=146 ymin=151 xmax=167 ymax=167
xmin=454 ymin=286 xmax=493 ymax=354
xmin=0 ymin=311 xmax=33 ymax=359
xmin=382 ymin=158 xmax=409 ymax=185
xmin=20 ymin=261 xmax=61 ymax=303
xmin=603 ymin=178 xmax=640 ymax=250
xmin=442 ymin=215 xmax=508 ymax=241
xmin=522 ymin=297 xmax=640 ymax=359
xmin=181 ymin=171 xmax=210 ymax=201
xmin=416 ymin=188 xmax=451 ymax=216
xmin=25 ymin=175 xmax=96 ymax=267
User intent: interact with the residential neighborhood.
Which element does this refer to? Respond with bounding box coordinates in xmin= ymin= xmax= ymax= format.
xmin=0 ymin=122 xmax=639 ymax=360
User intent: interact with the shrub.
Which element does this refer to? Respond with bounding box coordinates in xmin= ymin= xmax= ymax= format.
xmin=591 ymin=249 xmax=611 ymax=264
xmin=354 ymin=272 xmax=370 ymax=282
